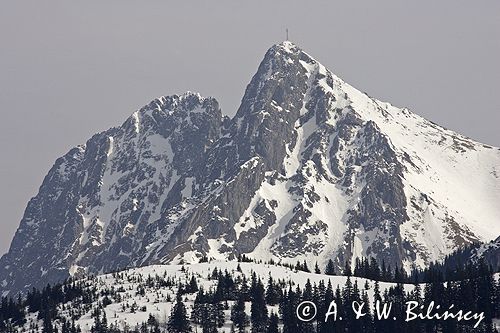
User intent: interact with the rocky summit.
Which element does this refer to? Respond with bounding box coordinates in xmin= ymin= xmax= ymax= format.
xmin=1 ymin=41 xmax=499 ymax=296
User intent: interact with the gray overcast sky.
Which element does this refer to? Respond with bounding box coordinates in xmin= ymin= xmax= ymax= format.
xmin=1 ymin=0 xmax=499 ymax=255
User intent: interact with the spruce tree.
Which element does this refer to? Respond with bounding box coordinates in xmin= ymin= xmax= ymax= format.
xmin=325 ymin=259 xmax=336 ymax=275
xmin=200 ymin=303 xmax=220 ymax=333
xmin=167 ymin=292 xmax=192 ymax=333
xmin=267 ymin=312 xmax=279 ymax=333
xmin=314 ymin=262 xmax=321 ymax=274
xmin=320 ymin=280 xmax=335 ymax=333
xmin=344 ymin=260 xmax=352 ymax=276
xmin=251 ymin=278 xmax=268 ymax=333
xmin=188 ymin=276 xmax=199 ymax=293
xmin=101 ymin=311 xmax=108 ymax=333
xmin=280 ymin=286 xmax=299 ymax=333
xmin=231 ymin=294 xmax=248 ymax=333
xmin=315 ymin=280 xmax=326 ymax=333
xmin=369 ymin=257 xmax=381 ymax=280
xmin=265 ymin=275 xmax=279 ymax=305
xmin=302 ymin=260 xmax=310 ymax=273
xmin=147 ymin=314 xmax=160 ymax=332
xmin=192 ymin=288 xmax=205 ymax=326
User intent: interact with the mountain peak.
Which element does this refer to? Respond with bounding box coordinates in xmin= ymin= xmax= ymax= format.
xmin=141 ymin=91 xmax=216 ymax=114
xmin=272 ymin=40 xmax=300 ymax=53
xmin=264 ymin=40 xmax=311 ymax=64
xmin=118 ymin=91 xmax=220 ymax=136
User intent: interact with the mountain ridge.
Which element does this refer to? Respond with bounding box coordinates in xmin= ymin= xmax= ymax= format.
xmin=1 ymin=41 xmax=499 ymax=297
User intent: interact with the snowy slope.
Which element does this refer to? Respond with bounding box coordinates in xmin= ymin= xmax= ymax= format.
xmin=342 ymin=81 xmax=500 ymax=254
xmin=17 ymin=262 xmax=500 ymax=332
xmin=18 ymin=261 xmax=416 ymax=332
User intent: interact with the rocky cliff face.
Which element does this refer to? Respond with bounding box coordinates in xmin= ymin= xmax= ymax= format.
xmin=1 ymin=42 xmax=499 ymax=296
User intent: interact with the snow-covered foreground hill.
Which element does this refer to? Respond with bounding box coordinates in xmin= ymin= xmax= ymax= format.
xmin=21 ymin=261 xmax=372 ymax=332
xmin=16 ymin=261 xmax=498 ymax=333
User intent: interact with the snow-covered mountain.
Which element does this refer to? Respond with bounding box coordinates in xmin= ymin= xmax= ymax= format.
xmin=1 ymin=41 xmax=499 ymax=297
